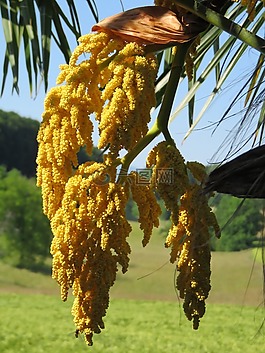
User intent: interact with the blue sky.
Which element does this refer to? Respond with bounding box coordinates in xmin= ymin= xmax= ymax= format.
xmin=0 ymin=0 xmax=261 ymax=167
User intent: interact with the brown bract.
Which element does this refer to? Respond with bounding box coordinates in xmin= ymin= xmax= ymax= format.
xmin=92 ymin=6 xmax=208 ymax=45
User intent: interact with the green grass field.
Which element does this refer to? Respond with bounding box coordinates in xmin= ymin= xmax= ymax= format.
xmin=1 ymin=294 xmax=264 ymax=353
xmin=0 ymin=222 xmax=264 ymax=352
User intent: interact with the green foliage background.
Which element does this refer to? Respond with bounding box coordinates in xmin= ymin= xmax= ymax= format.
xmin=212 ymin=195 xmax=264 ymax=251
xmin=0 ymin=166 xmax=52 ymax=270
xmin=0 ymin=110 xmax=39 ymax=178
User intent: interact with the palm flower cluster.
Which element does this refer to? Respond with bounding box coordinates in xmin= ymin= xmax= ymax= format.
xmin=37 ymin=1 xmax=221 ymax=347
xmin=36 ymin=31 xmax=160 ymax=345
xmin=147 ymin=143 xmax=220 ymax=329
xmin=167 ymin=183 xmax=217 ymax=329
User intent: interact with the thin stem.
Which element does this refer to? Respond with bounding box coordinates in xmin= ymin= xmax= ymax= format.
xmin=118 ymin=42 xmax=191 ymax=178
xmin=119 ymin=122 xmax=160 ymax=177
xmin=157 ymin=42 xmax=191 ymax=133
xmin=172 ymin=0 xmax=265 ymax=55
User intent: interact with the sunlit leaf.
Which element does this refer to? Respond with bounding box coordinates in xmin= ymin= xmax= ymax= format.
xmin=38 ymin=1 xmax=52 ymax=92
xmin=213 ymin=37 xmax=220 ymax=80
xmin=169 ymin=35 xmax=238 ymax=121
xmin=245 ymin=53 xmax=264 ymax=105
xmin=22 ymin=28 xmax=33 ymax=93
xmin=0 ymin=0 xmax=99 ymax=94
xmin=1 ymin=50 xmax=9 ymax=95
xmin=85 ymin=0 xmax=99 ymax=23
xmin=166 ymin=1 xmax=264 ymax=144
xmin=255 ymin=99 xmax=265 ymax=145
xmin=1 ymin=0 xmax=19 ymax=93
xmin=50 ymin=2 xmax=72 ymax=63
xmin=188 ymin=71 xmax=196 ymax=126
xmin=20 ymin=0 xmax=42 ymax=94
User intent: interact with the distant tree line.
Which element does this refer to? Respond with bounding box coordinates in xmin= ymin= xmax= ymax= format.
xmin=0 ymin=109 xmax=104 ymax=177
xmin=0 ymin=166 xmax=52 ymax=271
xmin=0 ymin=109 xmax=39 ymax=177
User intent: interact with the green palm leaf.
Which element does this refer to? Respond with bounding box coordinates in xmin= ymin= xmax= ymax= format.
xmin=1 ymin=0 xmax=20 ymax=93
xmin=152 ymin=1 xmax=265 ymax=145
xmin=181 ymin=6 xmax=265 ymax=141
xmin=0 ymin=0 xmax=99 ymax=94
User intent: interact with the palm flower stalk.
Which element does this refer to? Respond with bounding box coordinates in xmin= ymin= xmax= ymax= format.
xmin=170 ymin=0 xmax=265 ymax=55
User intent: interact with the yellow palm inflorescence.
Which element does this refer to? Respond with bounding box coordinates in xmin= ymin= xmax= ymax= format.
xmin=36 ymin=31 xmax=161 ymax=346
xmin=129 ymin=171 xmax=162 ymax=246
xmin=147 ymin=141 xmax=189 ymax=224
xmin=98 ymin=42 xmax=157 ymax=158
xmin=146 ymin=143 xmax=220 ymax=330
xmin=37 ymin=5 xmax=221 ymax=346
xmin=165 ymin=183 xmax=220 ymax=329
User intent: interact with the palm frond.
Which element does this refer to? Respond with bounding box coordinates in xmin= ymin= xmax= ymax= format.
xmin=0 ymin=0 xmax=99 ymax=94
xmin=182 ymin=7 xmax=264 ymax=141
xmin=254 ymin=97 xmax=265 ymax=145
xmin=153 ymin=1 xmax=265 ymax=145
xmin=19 ymin=0 xmax=42 ymax=93
xmin=245 ymin=53 xmax=264 ymax=105
xmin=155 ymin=2 xmax=243 ymax=111
xmin=1 ymin=0 xmax=20 ymax=93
